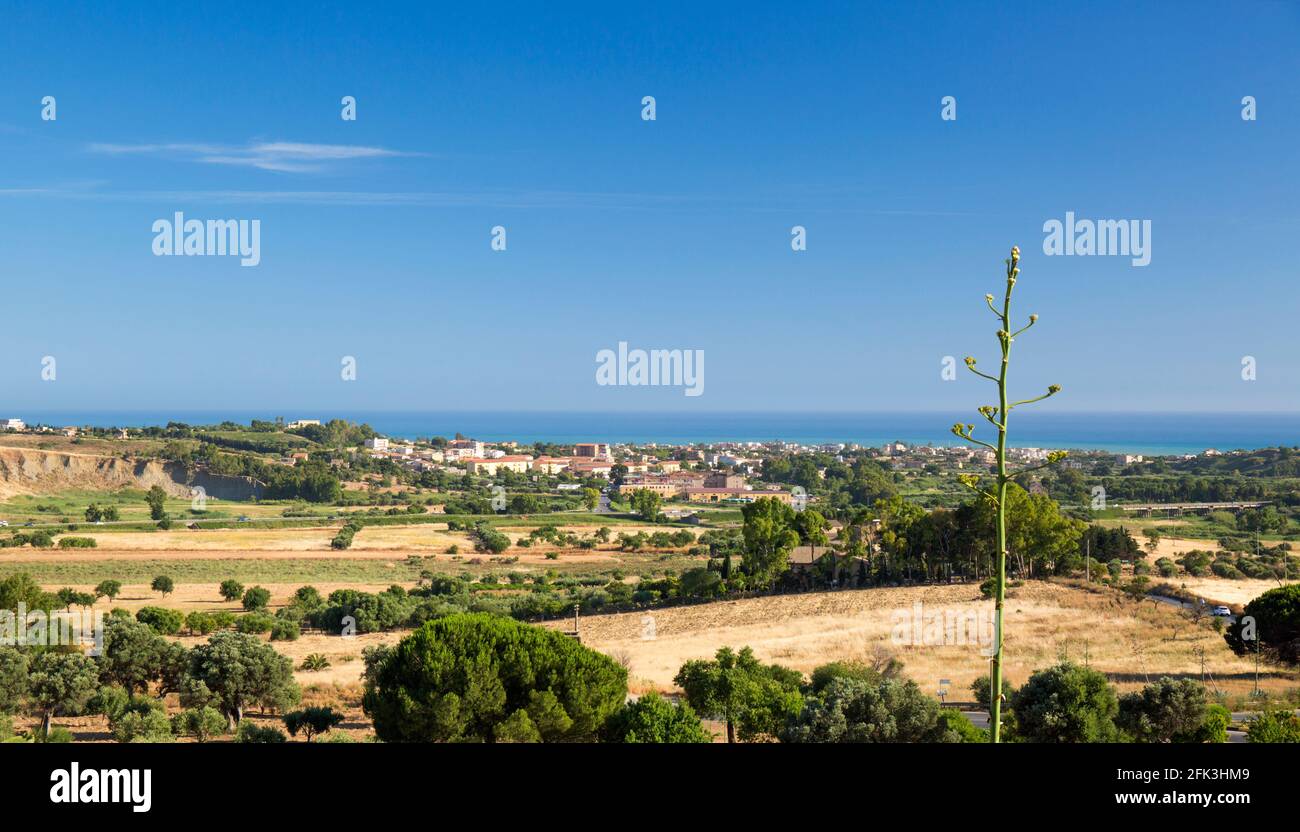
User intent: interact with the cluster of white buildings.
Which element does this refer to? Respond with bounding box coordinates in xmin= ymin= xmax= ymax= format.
xmin=354 ymin=437 xmax=643 ymax=480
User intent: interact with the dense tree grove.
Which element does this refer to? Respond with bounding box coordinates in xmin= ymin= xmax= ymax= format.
xmin=719 ymin=486 xmax=1091 ymax=593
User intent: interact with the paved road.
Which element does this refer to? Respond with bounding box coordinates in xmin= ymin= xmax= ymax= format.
xmin=960 ymin=710 xmax=1293 ymax=743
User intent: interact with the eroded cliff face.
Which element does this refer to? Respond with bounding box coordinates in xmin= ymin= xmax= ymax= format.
xmin=0 ymin=447 xmax=262 ymax=500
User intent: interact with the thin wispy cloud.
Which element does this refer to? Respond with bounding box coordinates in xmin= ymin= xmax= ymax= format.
xmin=87 ymin=140 xmax=418 ymax=172
xmin=0 ymin=183 xmax=723 ymax=209
xmin=0 ymin=182 xmax=985 ymax=215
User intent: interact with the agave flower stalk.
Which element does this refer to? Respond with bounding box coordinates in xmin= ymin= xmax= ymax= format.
xmin=952 ymin=246 xmax=1066 ymax=743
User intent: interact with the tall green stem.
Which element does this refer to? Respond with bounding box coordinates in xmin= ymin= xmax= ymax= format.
xmin=991 ymin=264 xmax=1014 ymax=744
xmin=953 ymin=246 xmax=1061 ymax=744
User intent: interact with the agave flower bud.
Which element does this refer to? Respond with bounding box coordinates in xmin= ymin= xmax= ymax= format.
xmin=964 ymin=356 xmax=976 ymax=366
xmin=1048 ymin=384 xmax=1061 ymax=394
xmin=985 ymin=293 xmax=994 ymax=302
xmin=1011 ymin=246 xmax=1020 ymax=260
xmin=1029 ymin=314 xmax=1038 ymax=322
xmin=1012 ymin=267 xmax=1020 ymax=277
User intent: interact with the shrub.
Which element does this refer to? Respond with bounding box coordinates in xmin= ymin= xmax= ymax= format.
xmin=1210 ymin=560 xmax=1244 ymax=580
xmin=135 ymin=607 xmax=183 ymax=635
xmin=1246 ymin=708 xmax=1300 ymax=743
xmin=242 ymin=586 xmax=271 ymax=612
xmin=115 ymin=708 xmax=174 ymax=743
xmin=472 ymin=525 xmax=511 ymax=554
xmin=300 ymin=653 xmax=331 ymax=672
xmin=282 ymin=706 xmax=344 ymax=741
xmin=331 ymin=520 xmax=363 ymax=550
xmin=270 ymin=619 xmax=300 ymax=641
xmin=936 ymin=708 xmax=988 ymax=743
xmin=781 ymin=677 xmax=960 ymax=743
xmin=1199 ymin=704 xmax=1231 ymax=744
xmin=35 ymin=726 xmax=74 ymax=743
xmin=235 ymin=722 xmax=287 ymax=743
xmin=236 ymin=613 xmax=275 ymax=634
xmin=219 ymin=580 xmax=245 ymax=602
xmin=102 ymin=691 xmax=172 ymax=743
xmin=1117 ymin=677 xmax=1210 ymax=743
xmin=57 ymin=536 xmax=97 ymax=549
xmin=971 ymin=674 xmax=1015 ymax=711
xmin=602 ymin=692 xmax=712 ymax=743
xmin=1009 ymin=661 xmax=1119 ymax=743
xmin=172 ymin=706 xmax=227 ymax=742
xmin=810 ymin=660 xmax=899 ymax=695
xmin=186 ymin=611 xmax=219 ymax=636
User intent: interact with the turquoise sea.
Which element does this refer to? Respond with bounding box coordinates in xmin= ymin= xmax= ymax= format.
xmin=7 ymin=411 xmax=1298 ymax=456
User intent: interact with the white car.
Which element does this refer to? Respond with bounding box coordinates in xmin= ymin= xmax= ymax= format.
xmin=1212 ymin=605 xmax=1233 ymax=617
xmin=0 ymin=520 xmax=8 ymax=527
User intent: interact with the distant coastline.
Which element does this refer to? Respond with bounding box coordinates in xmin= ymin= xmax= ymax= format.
xmin=4 ymin=411 xmax=1297 ymax=456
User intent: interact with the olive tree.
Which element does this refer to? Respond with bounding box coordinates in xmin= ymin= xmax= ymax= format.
xmin=0 ymin=647 xmax=30 ymax=713
xmin=27 ymin=651 xmax=99 ymax=736
xmin=97 ymin=617 xmax=168 ymax=694
xmin=185 ymin=632 xmax=299 ymax=729
xmin=282 ymin=706 xmax=344 ymax=742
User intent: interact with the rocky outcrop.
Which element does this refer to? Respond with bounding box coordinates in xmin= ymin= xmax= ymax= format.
xmin=0 ymin=446 xmax=263 ymax=500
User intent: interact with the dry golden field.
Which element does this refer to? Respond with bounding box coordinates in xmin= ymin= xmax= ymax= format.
xmin=546 ymin=580 xmax=1297 ymax=701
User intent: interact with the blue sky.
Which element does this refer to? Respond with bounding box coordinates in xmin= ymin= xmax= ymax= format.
xmin=1 ymin=0 xmax=1297 ymax=414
